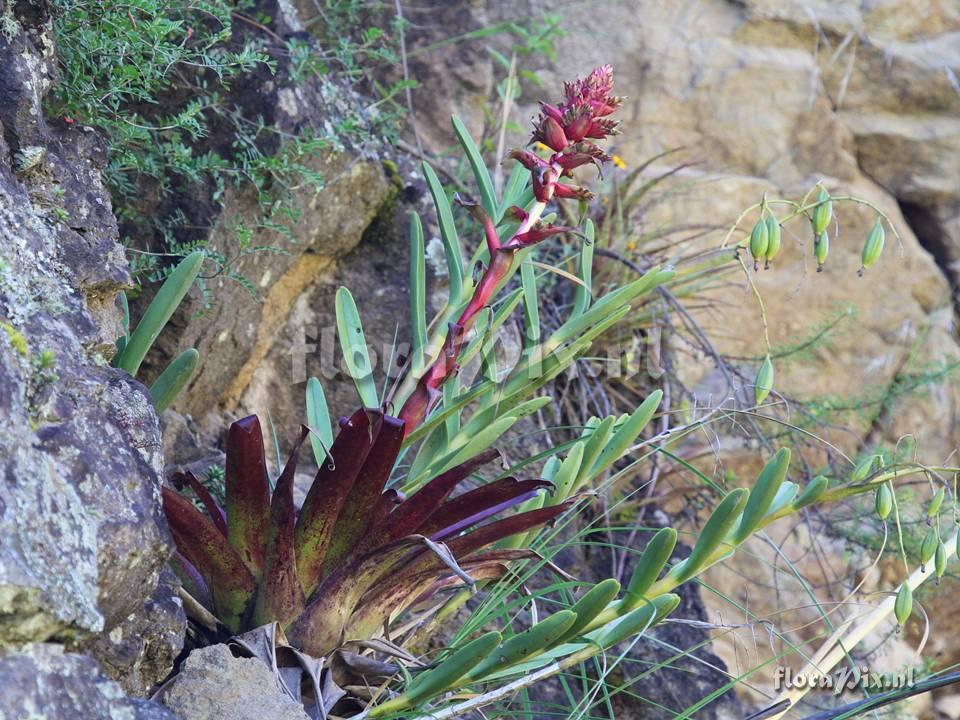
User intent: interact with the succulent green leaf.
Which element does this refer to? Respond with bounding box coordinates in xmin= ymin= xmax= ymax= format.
xmin=335 ymin=287 xmax=379 ymax=408
xmin=409 ymin=212 xmax=428 ymax=374
xmin=451 ymin=115 xmax=496 ymax=218
xmin=405 ymin=631 xmax=503 ymax=704
xmin=150 ymin=347 xmax=198 ymax=413
xmin=596 ymin=593 xmax=680 ymax=649
xmin=669 ymin=488 xmax=749 ymax=583
xmin=305 ymin=377 xmax=333 ymax=467
xmin=553 ymin=442 xmax=585 ymax=501
xmin=590 ymin=390 xmax=662 ymax=479
xmin=623 ymin=527 xmax=677 ymax=609
xmin=557 ymin=578 xmax=621 ymax=643
xmin=468 ymin=610 xmax=577 ymax=679
xmin=734 ymin=448 xmax=791 ymax=544
xmin=116 ymin=251 xmax=203 ymax=376
xmin=572 ymin=219 xmax=595 ymax=316
xmin=423 ymin=162 xmax=464 ymax=304
xmin=793 ymin=475 xmax=829 ymax=510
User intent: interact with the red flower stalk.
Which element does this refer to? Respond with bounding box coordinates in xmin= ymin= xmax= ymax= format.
xmin=397 ymin=67 xmax=621 ymax=434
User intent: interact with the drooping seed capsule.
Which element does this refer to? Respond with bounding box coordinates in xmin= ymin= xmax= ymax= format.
xmin=921 ymin=526 xmax=938 ymax=568
xmin=764 ymin=215 xmax=781 ymax=268
xmin=815 ymin=230 xmax=829 ymax=271
xmin=859 ymin=218 xmax=885 ymax=276
xmin=813 ymin=186 xmax=832 ymax=235
xmin=929 ymin=487 xmax=945 ymax=517
xmin=935 ymin=541 xmax=947 ymax=581
xmin=749 ymin=218 xmax=769 ymax=271
xmin=894 ymin=582 xmax=912 ymax=628
xmin=755 ymin=355 xmax=774 ymax=405
xmin=875 ymin=483 xmax=893 ymax=520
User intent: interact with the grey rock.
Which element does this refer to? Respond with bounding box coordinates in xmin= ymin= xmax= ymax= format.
xmin=0 ymin=643 xmax=177 ymax=720
xmin=0 ymin=0 xmax=170 ymax=651
xmin=83 ymin=569 xmax=187 ymax=697
xmin=158 ymin=644 xmax=309 ymax=720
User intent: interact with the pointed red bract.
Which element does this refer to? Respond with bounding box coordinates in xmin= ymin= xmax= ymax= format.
xmin=225 ymin=416 xmax=271 ymax=576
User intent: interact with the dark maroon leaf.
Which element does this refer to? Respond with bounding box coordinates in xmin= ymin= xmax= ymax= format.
xmin=173 ymin=470 xmax=226 ymax=536
xmin=419 ymin=477 xmax=553 ymax=538
xmin=448 ymin=502 xmax=574 ymax=557
xmin=162 ymin=487 xmax=256 ymax=632
xmin=321 ymin=414 xmax=405 ymax=573
xmin=225 ymin=415 xmax=271 ymax=576
xmin=170 ymin=551 xmax=212 ymax=611
xmin=381 ymin=448 xmax=501 ymax=543
xmin=253 ymin=426 xmax=308 ymax=628
xmin=295 ymin=408 xmax=381 ymax=596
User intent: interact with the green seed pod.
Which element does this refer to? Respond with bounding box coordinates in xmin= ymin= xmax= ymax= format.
xmin=813 ymin=187 xmax=832 ymax=235
xmin=749 ymin=218 xmax=769 ymax=270
xmin=875 ymin=483 xmax=893 ymax=520
xmin=734 ymin=448 xmax=791 ymax=544
xmin=921 ymin=527 xmax=938 ymax=567
xmin=956 ymin=529 xmax=960 ymax=560
xmin=405 ymin=631 xmax=502 ymax=703
xmin=558 ymin=579 xmax=621 ymax=643
xmin=764 ymin=215 xmax=782 ymax=268
xmin=624 ymin=527 xmax=677 ymax=609
xmin=894 ymin=582 xmax=912 ymax=628
xmin=929 ymin=487 xmax=946 ymax=517
xmin=859 ymin=218 xmax=885 ymax=275
xmin=755 ymin=355 xmax=774 ymax=405
xmin=793 ymin=475 xmax=829 ymax=510
xmin=935 ymin=541 xmax=947 ymax=579
xmin=467 ymin=611 xmax=577 ymax=680
xmin=815 ymin=230 xmax=829 ymax=271
xmin=850 ymin=455 xmax=877 ymax=483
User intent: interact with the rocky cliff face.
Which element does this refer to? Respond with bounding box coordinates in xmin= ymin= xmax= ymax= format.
xmin=0 ymin=0 xmax=179 ymax=712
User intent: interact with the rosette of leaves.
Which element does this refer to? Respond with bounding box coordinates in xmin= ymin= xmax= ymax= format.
xmin=163 ymin=411 xmax=573 ymax=658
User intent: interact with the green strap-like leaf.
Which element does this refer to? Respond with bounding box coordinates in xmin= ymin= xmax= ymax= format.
xmin=520 ymin=259 xmax=541 ymax=354
xmin=452 ymin=115 xmax=496 ymax=218
xmin=409 ymin=212 xmax=428 ymax=375
xmin=335 ymin=287 xmax=379 ymax=408
xmin=305 ymin=377 xmax=333 ymax=467
xmin=423 ymin=162 xmax=464 ymax=305
xmin=572 ymin=219 xmax=595 ymax=316
xmin=117 ymin=251 xmax=203 ymax=376
xmin=149 ymin=348 xmax=198 ymax=413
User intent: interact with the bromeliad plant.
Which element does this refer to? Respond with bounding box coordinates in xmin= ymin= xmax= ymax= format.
xmin=163 ymin=411 xmax=570 ymax=657
xmin=162 ymin=66 xmax=947 ymax=719
xmin=166 ymin=67 xmax=639 ymax=659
